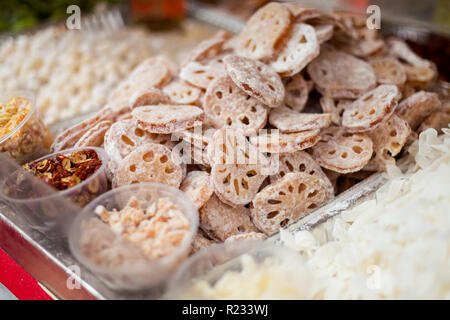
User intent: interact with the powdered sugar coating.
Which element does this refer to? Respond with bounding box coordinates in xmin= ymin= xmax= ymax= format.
xmin=180 ymin=171 xmax=214 ymax=209
xmin=269 ymin=106 xmax=332 ymax=133
xmin=224 ymin=55 xmax=285 ymax=108
xmin=307 ymin=47 xmax=376 ymax=99
xmin=269 ymin=23 xmax=319 ymax=77
xmin=203 ymin=76 xmax=268 ymax=136
xmin=236 ymin=2 xmax=292 ymax=61
xmin=311 ymin=126 xmax=373 ymax=173
xmin=251 ymin=172 xmax=330 ymax=235
xmin=113 ymin=143 xmax=183 ymax=188
xmin=199 ymin=195 xmax=259 ymax=241
xmin=132 ymin=104 xmax=204 ymax=134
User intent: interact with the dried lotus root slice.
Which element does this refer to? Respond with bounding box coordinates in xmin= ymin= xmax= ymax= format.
xmin=190 ymin=144 xmax=210 ymax=167
xmin=199 ymin=195 xmax=259 ymax=241
xmin=172 ymin=140 xmax=210 ymax=168
xmin=108 ymin=56 xmax=175 ymax=112
xmin=224 ymin=55 xmax=285 ymax=108
xmin=396 ymin=91 xmax=442 ymax=130
xmin=319 ymin=96 xmax=346 ymax=125
xmin=269 ymin=23 xmax=320 ymax=77
xmin=269 ymin=106 xmax=332 ymax=133
xmin=208 ymin=129 xmax=269 ymax=207
xmin=180 ymin=125 xmax=216 ymax=150
xmin=251 ymin=172 xmax=330 ymax=235
xmin=322 ymin=167 xmax=339 ymax=194
xmin=282 ymin=3 xmax=322 ymax=21
xmin=285 ymin=4 xmax=351 ymax=38
xmin=314 ymin=24 xmax=334 ymax=43
xmin=179 ymin=61 xmax=227 ymax=90
xmin=284 ymin=74 xmax=313 ymax=112
xmin=311 ymin=126 xmax=373 ymax=174
xmin=333 ymin=28 xmax=385 ymax=58
xmin=131 ymin=104 xmax=204 ymax=134
xmin=51 ymin=106 xmax=114 ymax=152
xmin=387 ymin=38 xmax=433 ymax=69
xmin=236 ymin=2 xmax=292 ymax=61
xmin=107 ymin=80 xmax=145 ymax=114
xmin=283 ymin=2 xmax=349 ymax=34
xmin=270 ymin=151 xmax=334 ymax=198
xmin=369 ymin=56 xmax=406 ymax=87
xmin=191 ymin=231 xmax=216 ymax=254
xmin=180 ymin=171 xmax=214 ymax=209
xmin=203 ymin=76 xmax=268 ymax=136
xmin=213 ymin=29 xmax=234 ymax=41
xmin=129 ymin=88 xmax=170 ymax=109
xmin=113 ymin=143 xmax=183 ymax=188
xmin=74 ymin=120 xmax=112 ymax=148
xmin=403 ymin=64 xmax=437 ymax=88
xmin=128 ymin=55 xmax=177 ymax=88
xmin=250 ymin=129 xmax=320 ymax=153
xmin=366 ymin=114 xmax=411 ymax=169
xmin=181 ymin=35 xmax=228 ymax=67
xmin=104 ymin=119 xmax=175 ymax=167
xmin=163 ymin=80 xmax=202 ymax=106
xmin=224 ymin=232 xmax=267 ymax=243
xmin=342 ymin=84 xmax=400 ymax=133
xmin=387 ymin=38 xmax=436 ymax=87
xmin=417 ymin=110 xmax=450 ymax=134
xmin=307 ymin=47 xmax=376 ymax=99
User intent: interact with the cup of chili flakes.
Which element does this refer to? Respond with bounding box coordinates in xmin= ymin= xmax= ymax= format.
xmin=0 ymin=147 xmax=108 ymax=232
xmin=0 ymin=91 xmax=53 ymax=164
xmin=69 ymin=183 xmax=198 ymax=293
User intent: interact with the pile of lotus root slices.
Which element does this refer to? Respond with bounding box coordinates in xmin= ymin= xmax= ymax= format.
xmin=51 ymin=2 xmax=449 ymax=250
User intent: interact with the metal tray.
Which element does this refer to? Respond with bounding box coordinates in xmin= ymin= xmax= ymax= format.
xmin=0 ymin=2 xmax=448 ymax=300
xmin=0 ymin=143 xmax=388 ymax=300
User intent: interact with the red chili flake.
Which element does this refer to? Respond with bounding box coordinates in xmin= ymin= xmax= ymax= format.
xmin=23 ymin=150 xmax=102 ymax=192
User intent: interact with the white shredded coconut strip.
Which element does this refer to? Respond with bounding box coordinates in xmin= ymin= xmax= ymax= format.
xmin=181 ymin=127 xmax=450 ymax=299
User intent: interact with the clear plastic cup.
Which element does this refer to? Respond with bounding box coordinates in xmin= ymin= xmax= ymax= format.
xmin=0 ymin=147 xmax=109 ymax=233
xmin=165 ymin=241 xmax=312 ymax=299
xmin=0 ymin=91 xmax=53 ymax=164
xmin=69 ymin=183 xmax=199 ymax=293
